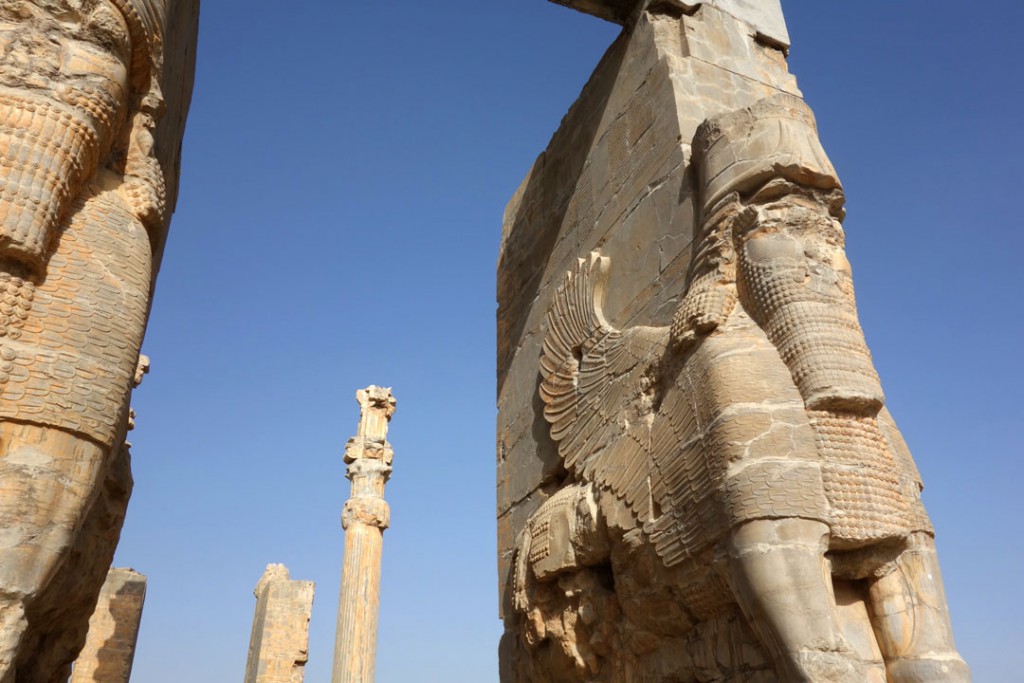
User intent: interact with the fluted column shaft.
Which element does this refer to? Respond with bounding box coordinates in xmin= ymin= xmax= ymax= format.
xmin=331 ymin=387 xmax=395 ymax=683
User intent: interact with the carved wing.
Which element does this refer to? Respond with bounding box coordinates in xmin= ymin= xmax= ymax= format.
xmin=539 ymin=253 xmax=670 ymax=523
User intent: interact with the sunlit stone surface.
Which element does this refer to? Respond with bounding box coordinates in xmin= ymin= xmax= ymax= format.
xmin=332 ymin=386 xmax=396 ymax=683
xmin=0 ymin=1 xmax=198 ymax=678
xmin=497 ymin=3 xmax=969 ymax=681
xmin=243 ymin=564 xmax=315 ymax=683
xmin=69 ymin=568 xmax=147 ymax=683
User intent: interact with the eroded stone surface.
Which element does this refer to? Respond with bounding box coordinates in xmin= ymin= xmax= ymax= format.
xmin=498 ymin=4 xmax=968 ymax=682
xmin=69 ymin=568 xmax=147 ymax=683
xmin=0 ymin=1 xmax=198 ymax=679
xmin=549 ymin=0 xmax=789 ymax=48
xmin=332 ymin=387 xmax=396 ymax=683
xmin=244 ymin=564 xmax=315 ymax=683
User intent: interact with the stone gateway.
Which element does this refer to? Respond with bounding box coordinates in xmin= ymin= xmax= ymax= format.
xmin=497 ymin=2 xmax=969 ymax=681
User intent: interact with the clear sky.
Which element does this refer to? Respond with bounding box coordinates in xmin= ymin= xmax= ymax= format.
xmin=112 ymin=1 xmax=1023 ymax=681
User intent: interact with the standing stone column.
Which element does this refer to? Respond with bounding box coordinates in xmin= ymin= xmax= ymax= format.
xmin=69 ymin=568 xmax=147 ymax=683
xmin=331 ymin=386 xmax=396 ymax=683
xmin=243 ymin=564 xmax=315 ymax=683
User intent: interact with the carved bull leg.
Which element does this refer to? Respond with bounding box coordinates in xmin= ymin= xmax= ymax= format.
xmin=0 ymin=0 xmax=182 ymax=672
xmin=726 ymin=518 xmax=866 ymax=682
xmin=866 ymin=533 xmax=970 ymax=682
xmin=692 ymin=95 xmax=969 ymax=680
xmin=0 ymin=424 xmax=107 ymax=679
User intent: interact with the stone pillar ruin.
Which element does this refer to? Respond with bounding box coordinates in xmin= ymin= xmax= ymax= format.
xmin=331 ymin=386 xmax=396 ymax=683
xmin=497 ymin=2 xmax=969 ymax=682
xmin=0 ymin=1 xmax=198 ymax=678
xmin=68 ymin=568 xmax=147 ymax=683
xmin=243 ymin=564 xmax=315 ymax=683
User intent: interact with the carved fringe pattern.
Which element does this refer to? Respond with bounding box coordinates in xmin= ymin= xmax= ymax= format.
xmin=0 ymin=95 xmax=99 ymax=269
xmin=737 ymin=249 xmax=911 ymax=541
xmin=807 ymin=410 xmax=910 ymax=544
xmin=0 ymin=268 xmax=34 ymax=342
xmin=738 ymin=255 xmax=882 ymax=411
xmin=109 ymin=0 xmax=166 ymax=87
xmin=877 ymin=408 xmax=933 ymax=535
xmin=121 ymin=126 xmax=166 ymax=231
xmin=525 ymin=489 xmax=573 ymax=572
xmin=527 ymin=517 xmax=551 ymax=566
xmin=108 ymin=0 xmax=168 ymax=231
xmin=670 ymin=199 xmax=738 ymax=349
xmin=0 ymin=190 xmax=152 ymax=449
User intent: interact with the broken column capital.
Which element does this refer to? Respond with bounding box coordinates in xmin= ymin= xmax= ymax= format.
xmin=342 ymin=497 xmax=391 ymax=531
xmin=332 ymin=385 xmax=397 ymax=683
xmin=343 ymin=438 xmax=394 ymax=467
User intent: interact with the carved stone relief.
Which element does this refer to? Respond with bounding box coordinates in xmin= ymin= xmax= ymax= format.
xmin=498 ymin=5 xmax=969 ymax=682
xmin=0 ymin=1 xmax=197 ymax=678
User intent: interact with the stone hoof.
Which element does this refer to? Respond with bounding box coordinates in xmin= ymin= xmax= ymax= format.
xmin=886 ymin=655 xmax=971 ymax=682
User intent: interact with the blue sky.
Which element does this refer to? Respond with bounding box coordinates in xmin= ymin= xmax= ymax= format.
xmin=113 ymin=1 xmax=1022 ymax=681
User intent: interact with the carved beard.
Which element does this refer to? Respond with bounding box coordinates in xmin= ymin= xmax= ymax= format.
xmin=736 ymin=203 xmax=911 ymax=546
xmin=0 ymin=91 xmax=103 ymax=271
xmin=736 ymin=212 xmax=883 ymax=414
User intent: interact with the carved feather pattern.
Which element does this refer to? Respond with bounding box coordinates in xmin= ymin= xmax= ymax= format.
xmin=540 ymin=253 xmax=673 ymax=532
xmin=538 ymin=252 xmax=822 ymax=567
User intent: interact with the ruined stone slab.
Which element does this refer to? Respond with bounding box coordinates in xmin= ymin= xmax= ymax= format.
xmin=244 ymin=565 xmax=315 ymax=683
xmin=69 ymin=569 xmax=147 ymax=683
xmin=0 ymin=1 xmax=198 ymax=678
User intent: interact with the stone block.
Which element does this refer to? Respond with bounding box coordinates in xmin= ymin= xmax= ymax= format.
xmin=243 ymin=565 xmax=315 ymax=683
xmin=69 ymin=568 xmax=147 ymax=683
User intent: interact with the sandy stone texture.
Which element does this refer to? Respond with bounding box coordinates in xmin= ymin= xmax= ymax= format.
xmin=0 ymin=1 xmax=197 ymax=679
xmin=69 ymin=568 xmax=147 ymax=683
xmin=244 ymin=565 xmax=315 ymax=683
xmin=332 ymin=387 xmax=395 ymax=683
xmin=498 ymin=4 xmax=969 ymax=682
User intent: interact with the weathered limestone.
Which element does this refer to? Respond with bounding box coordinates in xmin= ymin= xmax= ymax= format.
xmin=0 ymin=1 xmax=198 ymax=679
xmin=550 ymin=0 xmax=789 ymax=48
xmin=243 ymin=564 xmax=315 ymax=683
xmin=69 ymin=568 xmax=147 ymax=683
xmin=498 ymin=3 xmax=968 ymax=682
xmin=332 ymin=387 xmax=396 ymax=683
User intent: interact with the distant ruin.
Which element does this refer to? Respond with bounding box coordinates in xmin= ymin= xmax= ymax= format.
xmin=244 ymin=565 xmax=315 ymax=683
xmin=70 ymin=569 xmax=148 ymax=683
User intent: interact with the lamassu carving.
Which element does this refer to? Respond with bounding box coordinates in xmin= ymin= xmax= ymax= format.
xmin=0 ymin=1 xmax=196 ymax=679
xmin=508 ymin=95 xmax=969 ymax=682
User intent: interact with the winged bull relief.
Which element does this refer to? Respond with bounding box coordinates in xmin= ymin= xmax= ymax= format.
xmin=510 ymin=95 xmax=969 ymax=682
xmin=0 ymin=0 xmax=194 ymax=678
